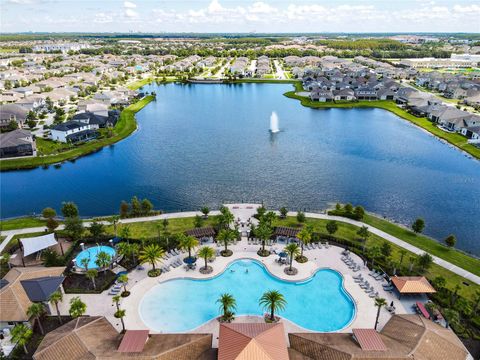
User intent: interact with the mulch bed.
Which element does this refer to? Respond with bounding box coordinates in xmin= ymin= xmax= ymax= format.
xmin=63 ymin=270 xmax=116 ymax=293
xmin=284 ymin=267 xmax=298 ymax=276
xmin=257 ymin=249 xmax=270 ymax=257
xmin=200 ymin=266 xmax=213 ymax=274
xmin=295 ymin=255 xmax=308 ymax=263
xmin=221 ymin=250 xmax=233 ymax=257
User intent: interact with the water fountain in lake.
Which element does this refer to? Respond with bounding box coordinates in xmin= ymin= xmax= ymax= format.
xmin=269 ymin=111 xmax=280 ymax=133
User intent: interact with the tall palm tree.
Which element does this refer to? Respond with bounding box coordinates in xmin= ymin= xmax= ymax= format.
xmin=80 ymin=257 xmax=89 ymax=272
xmin=139 ymin=243 xmax=165 ymax=271
xmin=49 ymin=290 xmax=63 ymax=324
xmin=95 ymin=251 xmax=112 ymax=276
xmin=217 ymin=229 xmax=235 ymax=255
xmin=86 ymin=269 xmax=98 ymax=290
xmin=216 ymin=293 xmax=236 ymax=322
xmin=112 ymin=295 xmax=121 ymax=311
xmin=110 ymin=215 xmax=120 ymax=237
xmin=259 ymin=290 xmax=287 ymax=322
xmin=284 ymin=243 xmax=300 ymax=271
xmin=115 ymin=309 xmax=126 ymax=332
xmin=198 ymin=246 xmax=215 ymax=270
xmin=256 ymin=224 xmax=273 ymax=255
xmin=118 ymin=274 xmax=129 ymax=294
xmin=11 ymin=323 xmax=32 ymax=355
xmin=219 ymin=207 xmax=234 ymax=229
xmin=369 ymin=246 xmax=382 ymax=268
xmin=374 ymin=297 xmax=387 ymax=330
xmin=297 ymin=227 xmax=312 ymax=258
xmin=27 ymin=303 xmax=45 ymax=335
xmin=179 ymin=234 xmax=199 ymax=260
xmin=69 ymin=297 xmax=87 ymax=318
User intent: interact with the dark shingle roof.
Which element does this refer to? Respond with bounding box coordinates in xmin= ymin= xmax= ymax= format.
xmin=20 ymin=276 xmax=65 ymax=302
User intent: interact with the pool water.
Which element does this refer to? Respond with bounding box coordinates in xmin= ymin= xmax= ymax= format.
xmin=75 ymin=245 xmax=116 ymax=270
xmin=139 ymin=259 xmax=355 ymax=332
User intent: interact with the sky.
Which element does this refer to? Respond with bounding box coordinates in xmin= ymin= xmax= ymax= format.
xmin=1 ymin=0 xmax=480 ymax=34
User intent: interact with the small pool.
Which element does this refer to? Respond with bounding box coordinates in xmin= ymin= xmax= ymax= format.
xmin=75 ymin=246 xmax=116 ymax=270
xmin=139 ymin=259 xmax=355 ymax=332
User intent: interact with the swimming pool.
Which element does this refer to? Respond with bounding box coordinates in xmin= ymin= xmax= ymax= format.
xmin=139 ymin=259 xmax=355 ymax=332
xmin=74 ymin=245 xmax=116 ymax=270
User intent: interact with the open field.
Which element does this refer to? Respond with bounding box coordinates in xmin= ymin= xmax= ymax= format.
xmin=0 ymin=217 xmax=47 ymax=232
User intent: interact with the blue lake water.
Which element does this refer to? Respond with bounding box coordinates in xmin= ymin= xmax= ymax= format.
xmin=139 ymin=259 xmax=355 ymax=332
xmin=1 ymin=83 xmax=480 ymax=254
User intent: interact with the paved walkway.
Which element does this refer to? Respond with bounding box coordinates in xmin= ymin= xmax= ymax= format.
xmin=1 ymin=206 xmax=478 ymax=285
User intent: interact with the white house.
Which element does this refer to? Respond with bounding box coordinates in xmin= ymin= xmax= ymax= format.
xmin=50 ymin=120 xmax=96 ymax=143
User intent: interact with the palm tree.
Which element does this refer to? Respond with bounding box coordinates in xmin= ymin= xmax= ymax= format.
xmin=110 ymin=215 xmax=120 ymax=237
xmin=284 ymin=243 xmax=300 ymax=272
xmin=112 ymin=295 xmax=121 ymax=311
xmin=218 ymin=207 xmax=234 ymax=229
xmin=217 ymin=229 xmax=235 ymax=255
xmin=69 ymin=297 xmax=87 ymax=318
xmin=259 ymin=290 xmax=287 ymax=322
xmin=374 ymin=297 xmax=387 ymax=330
xmin=369 ymin=246 xmax=382 ymax=268
xmin=80 ymin=257 xmax=89 ymax=272
xmin=399 ymin=249 xmax=407 ymax=266
xmin=198 ymin=246 xmax=215 ymax=271
xmin=86 ymin=269 xmax=98 ymax=290
xmin=49 ymin=290 xmax=63 ymax=324
xmin=115 ymin=309 xmax=126 ymax=332
xmin=201 ymin=206 xmax=210 ymax=219
xmin=118 ymin=274 xmax=129 ymax=294
xmin=256 ymin=224 xmax=273 ymax=255
xmin=11 ymin=323 xmax=32 ymax=355
xmin=297 ymin=226 xmax=312 ymax=258
xmin=279 ymin=207 xmax=288 ymax=219
xmin=216 ymin=293 xmax=236 ymax=322
xmin=120 ymin=226 xmax=131 ymax=243
xmin=139 ymin=243 xmax=165 ymax=271
xmin=27 ymin=303 xmax=45 ymax=335
xmin=179 ymin=234 xmax=199 ymax=260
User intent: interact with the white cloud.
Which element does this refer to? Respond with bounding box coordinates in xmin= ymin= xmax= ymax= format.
xmin=94 ymin=12 xmax=113 ymax=24
xmin=124 ymin=1 xmax=136 ymax=9
xmin=125 ymin=8 xmax=138 ymax=18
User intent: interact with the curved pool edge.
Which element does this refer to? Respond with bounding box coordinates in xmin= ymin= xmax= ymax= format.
xmin=138 ymin=257 xmax=357 ymax=334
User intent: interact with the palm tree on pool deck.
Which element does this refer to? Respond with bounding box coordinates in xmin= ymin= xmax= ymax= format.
xmin=179 ymin=234 xmax=199 ymax=260
xmin=49 ymin=290 xmax=63 ymax=324
xmin=256 ymin=224 xmax=273 ymax=255
xmin=297 ymin=226 xmax=312 ymax=258
xmin=217 ymin=229 xmax=236 ymax=255
xmin=115 ymin=309 xmax=127 ymax=333
xmin=139 ymin=243 xmax=165 ymax=271
xmin=217 ymin=293 xmax=236 ymax=322
xmin=11 ymin=323 xmax=32 ymax=355
xmin=69 ymin=296 xmax=87 ymax=318
xmin=260 ymin=290 xmax=287 ymax=322
xmin=80 ymin=257 xmax=89 ymax=272
xmin=27 ymin=303 xmax=46 ymax=335
xmin=284 ymin=243 xmax=300 ymax=271
xmin=86 ymin=269 xmax=98 ymax=290
xmin=374 ymin=297 xmax=387 ymax=330
xmin=198 ymin=246 xmax=215 ymax=270
xmin=118 ymin=274 xmax=129 ymax=294
xmin=95 ymin=251 xmax=112 ymax=278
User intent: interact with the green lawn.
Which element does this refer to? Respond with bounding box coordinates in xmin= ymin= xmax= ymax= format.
xmin=284 ymin=87 xmax=480 ymax=160
xmin=0 ymin=96 xmax=155 ymax=171
xmin=362 ymin=214 xmax=480 ymax=277
xmin=273 ymin=216 xmax=479 ymax=300
xmin=36 ymin=138 xmax=72 ymax=156
xmin=0 ymin=217 xmax=47 ymax=231
xmin=127 ymin=78 xmax=154 ymax=90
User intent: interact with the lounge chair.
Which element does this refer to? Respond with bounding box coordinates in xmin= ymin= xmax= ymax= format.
xmin=325 ymin=242 xmax=330 ymax=248
xmin=353 ymin=274 xmax=362 ymax=279
xmin=353 ymin=266 xmax=360 ymax=272
xmin=369 ymin=291 xmax=379 ymax=298
xmin=354 ymin=277 xmax=364 ymax=283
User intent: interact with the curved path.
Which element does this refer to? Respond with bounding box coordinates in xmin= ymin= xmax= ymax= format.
xmin=1 ymin=206 xmax=479 ymax=285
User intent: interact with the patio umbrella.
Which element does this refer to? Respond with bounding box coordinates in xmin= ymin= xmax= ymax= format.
xmin=183 ymin=257 xmax=197 ymax=265
xmin=279 ymin=252 xmax=287 ymax=258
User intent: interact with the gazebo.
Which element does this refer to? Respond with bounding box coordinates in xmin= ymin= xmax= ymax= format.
xmin=185 ymin=227 xmax=216 ymax=244
xmin=17 ymin=233 xmax=61 ymax=266
xmin=390 ymin=276 xmax=436 ymax=299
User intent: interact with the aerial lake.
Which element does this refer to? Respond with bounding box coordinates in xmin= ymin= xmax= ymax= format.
xmin=1 ymin=83 xmax=480 ymax=254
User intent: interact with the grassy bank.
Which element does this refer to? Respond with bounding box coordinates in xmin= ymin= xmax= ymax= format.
xmin=274 ymin=216 xmax=479 ymax=300
xmin=284 ymin=87 xmax=480 ymax=160
xmin=0 ymin=96 xmax=155 ymax=171
xmin=362 ymin=213 xmax=480 ymax=277
xmin=127 ymin=77 xmax=154 ymax=90
xmin=0 ymin=217 xmax=47 ymax=231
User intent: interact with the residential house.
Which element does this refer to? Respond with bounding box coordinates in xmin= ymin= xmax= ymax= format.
xmin=50 ymin=120 xmax=97 ymax=143
xmin=333 ymin=88 xmax=355 ymax=101
xmin=0 ymin=129 xmax=36 ymax=158
xmin=0 ymin=103 xmax=28 ymax=128
xmin=16 ymin=95 xmax=46 ymax=111
xmin=310 ymin=89 xmax=333 ymax=102
xmin=72 ymin=110 xmax=120 ymax=129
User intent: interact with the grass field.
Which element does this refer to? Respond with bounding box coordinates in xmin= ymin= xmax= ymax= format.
xmin=0 ymin=96 xmax=154 ymax=171
xmin=284 ymin=86 xmax=480 ymax=160
xmin=127 ymin=77 xmax=154 ymax=90
xmin=274 ymin=216 xmax=479 ymax=300
xmin=0 ymin=217 xmax=47 ymax=231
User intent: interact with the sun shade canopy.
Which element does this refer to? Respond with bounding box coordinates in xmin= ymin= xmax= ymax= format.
xmin=21 ymin=233 xmax=57 ymax=257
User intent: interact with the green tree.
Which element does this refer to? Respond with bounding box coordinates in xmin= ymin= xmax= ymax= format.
xmin=198 ymin=246 xmax=215 ymax=271
xmin=369 ymin=246 xmax=382 ymax=268
xmin=216 ymin=229 xmax=235 ymax=256
xmin=112 ymin=295 xmax=121 ymax=311
xmin=42 ymin=207 xmax=56 ymax=219
xmin=49 ymin=290 xmax=63 ymax=324
xmin=89 ymin=221 xmax=104 ymax=238
xmin=61 ymin=201 xmax=78 ymax=218
xmin=115 ymin=309 xmax=126 ymax=332
xmin=218 ymin=206 xmax=234 ymax=228
xmin=69 ymin=297 xmax=86 ymax=318
xmin=64 ymin=216 xmax=84 ymax=240
xmin=46 ymin=217 xmax=59 ymax=232
xmin=120 ymin=201 xmax=129 ymax=218
xmin=297 ymin=226 xmax=312 ymax=258
xmin=86 ymin=269 xmax=98 ymax=290
xmin=179 ymin=234 xmax=199 ymax=259
xmin=374 ymin=297 xmax=387 ymax=330
xmin=194 ymin=215 xmax=203 ymax=228
xmin=11 ymin=324 xmax=32 ymax=355
xmin=399 ymin=249 xmax=407 ymax=266
xmin=139 ymin=244 xmax=164 ymax=271
xmin=411 ymin=218 xmax=425 ymax=234
xmin=380 ymin=241 xmax=392 ymax=259
xmin=284 ymin=243 xmax=300 ymax=272
xmin=110 ymin=215 xmax=120 ymax=237
xmin=445 ymin=234 xmax=456 ymax=248
xmin=259 ymin=290 xmax=287 ymax=322
xmin=354 ymin=206 xmax=365 ymax=219
xmin=131 ymin=196 xmax=141 ymax=216
xmin=120 ymin=225 xmax=131 ymax=242
xmin=256 ymin=224 xmax=273 ymax=255
xmin=279 ymin=207 xmax=288 ymax=218
xmin=95 ymin=251 xmax=111 ymax=276
xmin=296 ymin=211 xmax=305 ymax=224
xmin=80 ymin=257 xmax=89 ymax=272
xmin=141 ymin=198 xmax=153 ymax=215
xmin=344 ymin=203 xmax=353 ymax=213
xmin=216 ymin=293 xmax=236 ymax=322
xmin=326 ymin=220 xmax=338 ymax=236
xmin=417 ymin=253 xmax=433 ymax=272
xmin=27 ymin=303 xmax=45 ymax=335
xmin=357 ymin=225 xmax=369 ymax=251
xmin=118 ymin=274 xmax=129 ymax=294
xmin=201 ymin=206 xmax=210 ymax=219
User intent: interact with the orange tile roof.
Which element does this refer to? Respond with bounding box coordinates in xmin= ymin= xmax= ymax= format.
xmin=218 ymin=323 xmax=289 ymax=360
xmin=391 ymin=276 xmax=436 ymax=294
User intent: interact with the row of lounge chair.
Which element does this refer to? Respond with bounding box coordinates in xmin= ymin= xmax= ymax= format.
xmin=108 ymin=279 xmax=128 ymax=296
xmin=341 ymin=255 xmax=361 ymax=272
xmin=163 ymin=248 xmax=183 ymax=260
xmin=352 ymin=274 xmax=379 ymax=298
xmin=369 ymin=269 xmax=386 ymax=281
